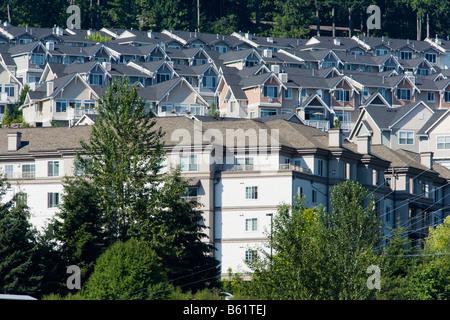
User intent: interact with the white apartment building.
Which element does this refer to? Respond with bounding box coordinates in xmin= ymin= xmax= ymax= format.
xmin=1 ymin=115 xmax=449 ymax=278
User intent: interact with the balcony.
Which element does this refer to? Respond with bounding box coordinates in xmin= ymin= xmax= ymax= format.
xmin=304 ymin=120 xmax=330 ymax=131
xmin=4 ymin=172 xmax=35 ymax=179
xmin=67 ymin=108 xmax=98 ymax=120
xmin=226 ymin=163 xmax=312 ymax=174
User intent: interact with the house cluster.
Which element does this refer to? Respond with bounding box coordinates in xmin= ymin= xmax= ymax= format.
xmin=1 ymin=23 xmax=450 ymax=278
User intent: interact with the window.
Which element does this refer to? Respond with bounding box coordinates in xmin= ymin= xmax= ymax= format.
xmin=189 ymin=104 xmax=202 ymax=115
xmin=437 ymin=136 xmax=450 ymax=150
xmin=245 ymin=186 xmax=258 ymax=199
xmin=375 ymin=49 xmax=389 ymax=56
xmin=344 ymin=163 xmax=351 ymax=180
xmin=89 ymin=73 xmax=104 ymax=85
xmin=183 ymin=187 xmax=198 ymax=197
xmin=260 ymin=108 xmax=277 ymax=117
xmin=312 ymin=190 xmax=317 ymax=203
xmin=317 ymin=159 xmax=324 ymax=177
xmin=263 ymin=86 xmax=278 ymax=98
xmin=179 ymin=155 xmax=198 ymax=172
xmin=161 ymin=102 xmax=172 ymax=113
xmin=69 ymin=100 xmax=82 ymax=108
xmin=4 ymin=85 xmax=14 ymax=97
xmin=84 ymin=100 xmax=96 ymax=108
xmin=22 ymin=164 xmax=35 ymax=178
xmin=235 ymin=157 xmax=254 ymax=171
xmin=245 ymin=218 xmax=258 ymax=231
xmin=19 ymin=38 xmax=32 ymax=44
xmin=334 ymin=89 xmax=350 ymax=102
xmin=16 ymin=192 xmax=27 ymax=206
xmin=373 ymin=169 xmax=379 ymax=186
xmin=174 ymin=103 xmax=188 ymax=113
xmin=284 ymin=88 xmax=293 ymax=99
xmin=215 ymin=45 xmax=228 ymax=54
xmin=245 ymin=249 xmax=257 ymax=263
xmin=396 ymin=88 xmax=411 ymax=101
xmin=28 ymin=74 xmax=41 ymax=83
xmin=202 ymin=76 xmax=216 ymax=88
xmin=425 ymin=52 xmax=437 ymax=64
xmin=398 ymin=131 xmax=414 ymax=145
xmin=385 ymin=206 xmax=391 ymax=222
xmin=156 ymin=73 xmax=170 ymax=83
xmin=48 ymin=161 xmax=60 ymax=177
xmin=444 ymin=91 xmax=450 ymax=103
xmin=47 ymin=192 xmax=59 ymax=208
xmin=229 ymin=101 xmax=237 ymax=113
xmin=4 ymin=164 xmax=13 ymax=179
xmin=427 ymin=92 xmax=435 ymax=102
xmin=55 ymin=99 xmax=67 ymax=112
xmin=400 ymin=51 xmax=413 ymax=60
xmin=31 ymin=53 xmax=45 ymax=65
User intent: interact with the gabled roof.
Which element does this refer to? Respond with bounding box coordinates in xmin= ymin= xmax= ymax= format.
xmin=137 ymin=77 xmax=207 ymax=105
xmin=418 ymin=109 xmax=450 ymax=135
xmin=297 ymin=93 xmax=333 ymax=115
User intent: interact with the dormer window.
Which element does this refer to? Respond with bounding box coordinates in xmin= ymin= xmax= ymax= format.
xmin=31 ymin=53 xmax=45 ymax=65
xmin=396 ymin=88 xmax=411 ymax=101
xmin=263 ymin=86 xmax=278 ymax=98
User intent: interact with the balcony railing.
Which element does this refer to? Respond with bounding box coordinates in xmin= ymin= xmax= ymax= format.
xmin=68 ymin=108 xmax=98 ymax=120
xmin=4 ymin=172 xmax=35 ymax=179
xmin=304 ymin=120 xmax=330 ymax=131
xmin=226 ymin=163 xmax=312 ymax=174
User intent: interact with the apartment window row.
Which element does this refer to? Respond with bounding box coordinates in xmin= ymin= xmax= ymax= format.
xmin=55 ymin=99 xmax=97 ymax=112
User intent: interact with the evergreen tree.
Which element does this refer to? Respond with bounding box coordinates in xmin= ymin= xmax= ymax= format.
xmin=78 ymin=77 xmax=165 ymax=243
xmin=0 ymin=185 xmax=42 ymax=296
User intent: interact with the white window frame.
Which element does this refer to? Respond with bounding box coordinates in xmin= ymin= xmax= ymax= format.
xmin=437 ymin=135 xmax=450 ymax=150
xmin=179 ymin=155 xmax=198 ymax=172
xmin=47 ymin=192 xmax=59 ymax=208
xmin=245 ymin=186 xmax=258 ymax=200
xmin=396 ymin=88 xmax=411 ymax=101
xmin=245 ymin=218 xmax=258 ymax=232
xmin=47 ymin=160 xmax=60 ymax=177
xmin=263 ymin=86 xmax=278 ymax=98
xmin=55 ymin=99 xmax=67 ymax=113
xmin=398 ymin=131 xmax=414 ymax=145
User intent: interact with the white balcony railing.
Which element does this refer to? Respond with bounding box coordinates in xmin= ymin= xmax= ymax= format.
xmin=226 ymin=163 xmax=312 ymax=174
xmin=67 ymin=108 xmax=98 ymax=120
xmin=340 ymin=121 xmax=355 ymax=132
xmin=304 ymin=120 xmax=330 ymax=131
xmin=4 ymin=172 xmax=36 ymax=179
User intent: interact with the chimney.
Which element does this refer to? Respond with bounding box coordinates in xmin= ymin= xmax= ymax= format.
xmin=357 ymin=135 xmax=371 ymax=155
xmin=328 ymin=128 xmax=342 ymax=148
xmin=147 ymin=30 xmax=153 ymax=39
xmin=420 ymin=151 xmax=433 ymax=169
xmin=8 ymin=132 xmax=22 ymax=151
xmin=46 ymin=41 xmax=54 ymax=51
